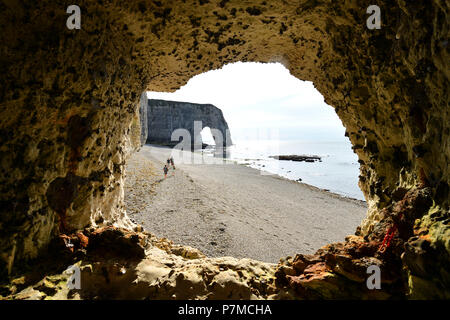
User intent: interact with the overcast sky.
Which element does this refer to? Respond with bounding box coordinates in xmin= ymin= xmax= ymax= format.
xmin=147 ymin=62 xmax=346 ymax=142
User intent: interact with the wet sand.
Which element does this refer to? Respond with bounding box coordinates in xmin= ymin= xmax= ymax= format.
xmin=124 ymin=145 xmax=367 ymax=263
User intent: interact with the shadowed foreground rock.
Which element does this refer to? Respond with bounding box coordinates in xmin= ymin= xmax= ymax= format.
xmin=270 ymin=155 xmax=322 ymax=162
xmin=2 ymin=200 xmax=438 ymax=300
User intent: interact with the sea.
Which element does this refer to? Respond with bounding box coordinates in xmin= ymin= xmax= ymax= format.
xmin=206 ymin=139 xmax=365 ymax=201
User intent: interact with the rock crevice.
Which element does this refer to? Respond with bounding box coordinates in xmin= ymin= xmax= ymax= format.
xmin=0 ymin=0 xmax=448 ymax=298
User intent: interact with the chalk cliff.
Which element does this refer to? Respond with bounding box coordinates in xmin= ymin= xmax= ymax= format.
xmin=146 ymin=99 xmax=232 ymax=148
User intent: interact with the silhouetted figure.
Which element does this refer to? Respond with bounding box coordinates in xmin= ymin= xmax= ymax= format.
xmin=163 ymin=165 xmax=168 ymax=178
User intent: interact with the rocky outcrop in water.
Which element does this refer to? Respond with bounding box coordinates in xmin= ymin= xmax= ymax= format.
xmin=146 ymin=99 xmax=232 ymax=148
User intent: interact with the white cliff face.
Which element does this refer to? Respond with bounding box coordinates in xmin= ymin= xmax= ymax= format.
xmin=146 ymin=99 xmax=232 ymax=148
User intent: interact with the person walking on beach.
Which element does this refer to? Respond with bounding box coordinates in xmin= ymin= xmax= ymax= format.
xmin=163 ymin=165 xmax=168 ymax=179
xmin=169 ymin=156 xmax=175 ymax=176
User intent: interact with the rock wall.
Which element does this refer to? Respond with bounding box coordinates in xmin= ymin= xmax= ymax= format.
xmin=146 ymin=99 xmax=232 ymax=148
xmin=0 ymin=0 xmax=448 ymax=298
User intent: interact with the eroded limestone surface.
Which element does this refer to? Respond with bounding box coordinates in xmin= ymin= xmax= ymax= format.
xmin=0 ymin=0 xmax=448 ymax=298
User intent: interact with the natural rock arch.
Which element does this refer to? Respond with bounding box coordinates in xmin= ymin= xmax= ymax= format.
xmin=145 ymin=98 xmax=232 ymax=148
xmin=0 ymin=1 xmax=448 ymax=298
xmin=198 ymin=126 xmax=216 ymax=146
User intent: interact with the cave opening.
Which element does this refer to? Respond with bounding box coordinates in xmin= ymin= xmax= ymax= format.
xmin=126 ymin=62 xmax=367 ymax=263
